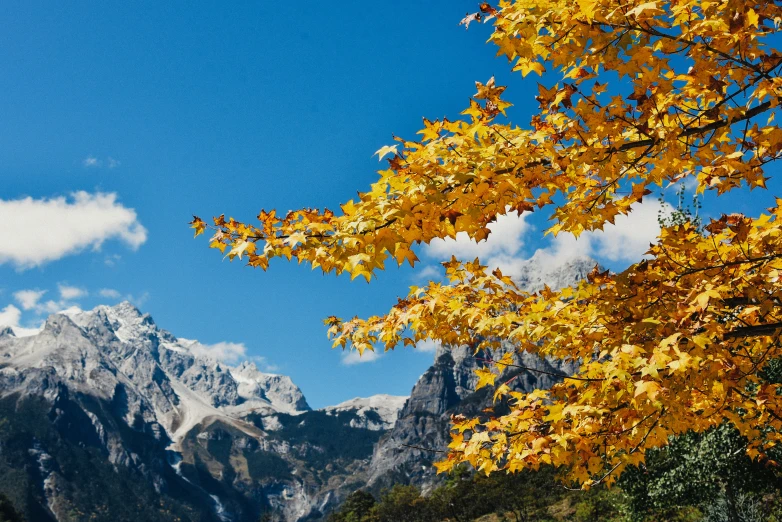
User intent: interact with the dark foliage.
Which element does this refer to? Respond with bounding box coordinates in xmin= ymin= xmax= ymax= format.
xmin=0 ymin=493 xmax=24 ymax=522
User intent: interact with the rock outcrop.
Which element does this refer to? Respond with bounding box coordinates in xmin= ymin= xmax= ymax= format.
xmin=366 ymin=256 xmax=594 ymax=492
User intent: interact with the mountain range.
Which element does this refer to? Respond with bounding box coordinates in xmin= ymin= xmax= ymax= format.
xmin=0 ymin=256 xmax=595 ymax=521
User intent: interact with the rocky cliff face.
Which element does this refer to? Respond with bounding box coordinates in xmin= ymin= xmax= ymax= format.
xmin=365 ymin=345 xmax=578 ymax=491
xmin=0 ymin=303 xmax=406 ymax=522
xmin=365 ymin=255 xmax=594 ymax=492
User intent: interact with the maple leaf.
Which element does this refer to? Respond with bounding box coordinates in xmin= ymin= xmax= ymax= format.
xmin=226 ymin=239 xmax=255 ymax=260
xmin=475 ymin=368 xmax=498 ymax=390
xmin=459 ymin=12 xmax=481 ymax=29
xmin=626 ymin=2 xmax=661 ymax=18
xmin=747 ymin=9 xmax=760 ymax=28
xmin=374 ymin=145 xmax=398 ymax=161
xmin=189 ymin=216 xmax=207 ymax=237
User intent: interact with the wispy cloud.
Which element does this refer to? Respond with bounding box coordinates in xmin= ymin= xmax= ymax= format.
xmin=540 ymin=199 xmax=672 ymax=264
xmin=185 ymin=340 xmax=249 ymax=365
xmin=13 ymin=283 xmax=89 ymax=317
xmin=425 ymin=212 xmax=531 ymax=262
xmin=58 ymin=283 xmax=87 ymax=300
xmin=83 ymin=156 xmax=101 ymax=168
xmin=13 ymin=289 xmax=46 ymax=311
xmin=99 ymin=288 xmax=121 ymax=299
xmin=178 ymin=338 xmax=279 ymax=371
xmin=414 ymin=339 xmax=439 ymax=352
xmin=104 ymin=254 xmax=122 ymax=266
xmin=0 ymin=304 xmax=22 ymax=329
xmin=0 ymin=191 xmax=147 ymax=269
xmin=83 ymin=156 xmax=120 ymax=169
xmin=341 ymin=348 xmax=382 ymax=365
xmin=414 ymin=265 xmax=443 ymax=283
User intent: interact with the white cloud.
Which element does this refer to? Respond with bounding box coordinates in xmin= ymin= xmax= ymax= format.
xmin=13 ymin=283 xmax=89 ymax=316
xmin=179 ymin=338 xmax=278 ymax=370
xmin=125 ymin=291 xmax=149 ymax=307
xmin=187 ymin=341 xmax=249 ymax=365
xmin=0 ymin=304 xmax=22 ymax=328
xmin=415 ymin=339 xmax=439 ymax=352
xmin=83 ymin=156 xmax=101 ymax=168
xmin=99 ymin=288 xmax=121 ymax=299
xmin=414 ymin=265 xmax=442 ymax=282
xmin=0 ymin=191 xmax=147 ymax=268
xmin=422 ymin=201 xmax=671 ymax=278
xmin=13 ymin=289 xmax=46 ymax=311
xmin=33 ymin=300 xmax=69 ymax=315
xmin=58 ymin=283 xmax=86 ymax=300
xmin=249 ymin=355 xmax=279 ymax=373
xmin=0 ymin=304 xmax=42 ymax=337
xmin=58 ymin=306 xmax=84 ymax=318
xmin=425 ymin=213 xmax=531 ymax=261
xmin=341 ymin=348 xmax=382 ymax=365
xmin=83 ymin=156 xmax=120 ymax=169
xmin=542 ymin=199 xmax=672 ymax=264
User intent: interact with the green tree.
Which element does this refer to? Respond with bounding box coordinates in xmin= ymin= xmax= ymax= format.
xmin=428 ymin=466 xmax=488 ymax=522
xmin=328 ymin=490 xmax=377 ymax=522
xmin=372 ymin=485 xmax=432 ymax=522
xmin=621 ymin=424 xmax=782 ymax=521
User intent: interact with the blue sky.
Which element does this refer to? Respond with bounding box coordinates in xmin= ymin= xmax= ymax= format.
xmin=2 ymin=1 xmax=780 ymax=408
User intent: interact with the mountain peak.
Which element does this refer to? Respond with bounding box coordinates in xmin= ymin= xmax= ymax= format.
xmin=0 ymin=326 xmax=15 ymax=338
xmin=42 ymin=313 xmax=79 ymax=336
xmin=105 ymin=301 xmax=154 ymax=327
xmin=112 ymin=300 xmax=142 ymax=316
xmin=321 ymin=394 xmax=408 ymax=430
xmin=230 ymin=363 xmax=310 ymax=413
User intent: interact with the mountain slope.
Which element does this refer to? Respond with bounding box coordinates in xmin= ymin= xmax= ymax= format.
xmin=0 ymin=303 xmax=405 ymax=521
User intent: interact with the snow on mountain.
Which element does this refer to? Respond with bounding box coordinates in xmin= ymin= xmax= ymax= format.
xmin=229 ymin=361 xmax=310 ymax=414
xmin=510 ymin=253 xmax=596 ymax=292
xmin=321 ymin=394 xmax=408 ymax=430
xmin=0 ymin=301 xmax=414 ymax=521
xmin=0 ymin=301 xmax=309 ymax=448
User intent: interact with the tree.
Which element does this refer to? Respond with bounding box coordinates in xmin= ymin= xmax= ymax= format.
xmin=372 ymin=485 xmax=432 ymax=522
xmin=327 ymin=490 xmax=377 ymax=522
xmin=193 ymin=0 xmax=782 ymax=488
xmin=620 ymin=423 xmax=782 ymax=521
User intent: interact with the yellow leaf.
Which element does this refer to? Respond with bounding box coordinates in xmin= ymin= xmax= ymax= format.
xmin=189 ymin=216 xmax=207 ymax=237
xmin=226 ymin=240 xmax=255 ymax=260
xmin=747 ymin=9 xmax=759 ymax=28
xmin=626 ymin=2 xmax=661 ymax=19
xmin=475 ymin=368 xmax=497 ymax=390
xmin=374 ymin=145 xmax=398 ymax=161
xmin=634 ymin=380 xmax=660 ymax=400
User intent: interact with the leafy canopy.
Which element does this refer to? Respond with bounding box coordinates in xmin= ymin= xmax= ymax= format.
xmin=193 ymin=0 xmax=782 ymax=488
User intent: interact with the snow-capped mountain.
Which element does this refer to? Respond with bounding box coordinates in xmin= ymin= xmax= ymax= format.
xmin=321 ymin=394 xmax=408 ymax=431
xmin=0 ymin=255 xmax=597 ymax=521
xmin=0 ymin=302 xmax=405 ymax=521
xmin=0 ymin=302 xmax=309 ymax=448
xmin=508 ymin=253 xmax=596 ymax=292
